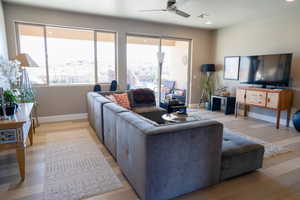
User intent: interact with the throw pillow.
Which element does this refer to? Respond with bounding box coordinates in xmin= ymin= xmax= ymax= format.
xmin=106 ymin=95 xmax=117 ymax=103
xmin=113 ymin=93 xmax=131 ymax=109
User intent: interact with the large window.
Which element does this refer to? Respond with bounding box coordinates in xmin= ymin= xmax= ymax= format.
xmin=96 ymin=32 xmax=116 ymax=83
xmin=16 ymin=23 xmax=116 ymax=85
xmin=18 ymin=24 xmax=47 ymax=84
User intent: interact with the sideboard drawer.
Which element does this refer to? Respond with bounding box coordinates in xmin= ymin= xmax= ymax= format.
xmin=266 ymin=92 xmax=280 ymax=109
xmin=246 ymin=90 xmax=266 ymax=106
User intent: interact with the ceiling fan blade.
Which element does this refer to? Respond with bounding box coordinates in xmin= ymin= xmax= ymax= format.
xmin=175 ymin=9 xmax=190 ymax=18
xmin=175 ymin=0 xmax=190 ymax=7
xmin=139 ymin=9 xmax=167 ymax=12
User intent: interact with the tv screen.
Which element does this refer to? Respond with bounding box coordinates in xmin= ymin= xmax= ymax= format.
xmin=239 ymin=54 xmax=292 ymax=87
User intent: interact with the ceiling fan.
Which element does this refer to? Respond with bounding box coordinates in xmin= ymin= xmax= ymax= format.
xmin=139 ymin=0 xmax=191 ymax=18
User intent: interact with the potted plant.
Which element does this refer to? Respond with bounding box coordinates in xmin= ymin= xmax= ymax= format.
xmin=201 ymin=75 xmax=214 ymax=110
xmin=2 ymin=89 xmax=18 ymax=116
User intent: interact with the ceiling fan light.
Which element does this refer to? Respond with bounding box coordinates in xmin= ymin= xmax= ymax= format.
xmin=205 ymin=21 xmax=212 ymax=25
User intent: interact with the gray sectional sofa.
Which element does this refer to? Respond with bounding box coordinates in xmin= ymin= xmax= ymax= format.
xmin=86 ymin=88 xmax=264 ymax=200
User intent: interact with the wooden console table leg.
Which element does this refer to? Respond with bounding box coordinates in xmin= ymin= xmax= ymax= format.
xmin=235 ymin=103 xmax=238 ymax=118
xmin=276 ymin=110 xmax=281 ymax=129
xmin=286 ymin=108 xmax=292 ymax=127
xmin=29 ymin=125 xmax=33 ymax=146
xmin=244 ymin=105 xmax=248 ymax=117
xmin=16 ymin=148 xmax=25 ymax=181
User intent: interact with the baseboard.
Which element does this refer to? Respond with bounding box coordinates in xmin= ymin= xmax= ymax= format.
xmin=247 ymin=111 xmax=294 ymax=128
xmin=39 ymin=113 xmax=88 ymax=123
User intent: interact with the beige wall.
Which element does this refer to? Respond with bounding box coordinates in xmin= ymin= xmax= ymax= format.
xmin=0 ymin=0 xmax=7 ymax=58
xmin=3 ymin=3 xmax=214 ymax=116
xmin=213 ymin=9 xmax=300 ymax=117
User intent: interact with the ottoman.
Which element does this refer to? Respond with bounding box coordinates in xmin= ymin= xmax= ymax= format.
xmin=220 ymin=131 xmax=265 ymax=181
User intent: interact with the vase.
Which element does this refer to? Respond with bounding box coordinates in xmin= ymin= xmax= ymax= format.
xmin=293 ymin=110 xmax=300 ymax=132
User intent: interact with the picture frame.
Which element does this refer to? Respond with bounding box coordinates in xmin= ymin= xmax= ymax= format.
xmin=224 ymin=56 xmax=240 ymax=80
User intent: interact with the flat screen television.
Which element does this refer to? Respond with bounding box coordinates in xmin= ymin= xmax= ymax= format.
xmin=239 ymin=54 xmax=292 ymax=87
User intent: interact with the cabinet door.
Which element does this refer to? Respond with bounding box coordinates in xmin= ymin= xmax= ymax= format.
xmin=245 ymin=90 xmax=266 ymax=106
xmin=266 ymin=92 xmax=280 ymax=109
xmin=236 ymin=89 xmax=246 ymax=103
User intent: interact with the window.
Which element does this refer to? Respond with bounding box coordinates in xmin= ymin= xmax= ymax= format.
xmin=16 ymin=23 xmax=116 ymax=85
xmin=18 ymin=24 xmax=47 ymax=84
xmin=96 ymin=32 xmax=116 ymax=83
xmin=46 ymin=27 xmax=94 ymax=84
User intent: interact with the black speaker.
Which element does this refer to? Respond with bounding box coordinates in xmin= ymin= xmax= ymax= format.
xmin=293 ymin=110 xmax=300 ymax=132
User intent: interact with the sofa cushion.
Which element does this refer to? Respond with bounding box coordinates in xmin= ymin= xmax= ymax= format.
xmin=103 ymin=103 xmax=129 ymax=158
xmin=113 ymin=93 xmax=131 ymax=109
xmin=220 ymin=131 xmax=264 ymax=181
xmin=128 ymin=88 xmax=156 ymax=108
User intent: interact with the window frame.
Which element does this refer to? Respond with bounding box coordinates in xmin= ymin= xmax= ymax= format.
xmin=15 ymin=21 xmax=117 ymax=86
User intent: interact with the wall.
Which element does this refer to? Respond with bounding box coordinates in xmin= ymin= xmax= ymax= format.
xmin=0 ymin=0 xmax=7 ymax=58
xmin=213 ymin=9 xmax=300 ymax=119
xmin=3 ymin=3 xmax=214 ymax=117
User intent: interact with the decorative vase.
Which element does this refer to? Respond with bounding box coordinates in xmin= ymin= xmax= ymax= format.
xmin=293 ymin=110 xmax=300 ymax=132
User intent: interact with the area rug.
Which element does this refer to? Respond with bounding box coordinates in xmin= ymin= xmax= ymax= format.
xmin=43 ymin=129 xmax=123 ymax=200
xmin=188 ymin=109 xmax=291 ymax=158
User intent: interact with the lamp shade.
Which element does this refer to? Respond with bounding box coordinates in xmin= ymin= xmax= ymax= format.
xmin=201 ymin=64 xmax=215 ymax=72
xmin=14 ymin=53 xmax=39 ymax=68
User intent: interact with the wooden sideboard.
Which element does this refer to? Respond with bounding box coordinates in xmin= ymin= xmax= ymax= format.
xmin=0 ymin=103 xmax=34 ymax=180
xmin=235 ymin=87 xmax=293 ymax=129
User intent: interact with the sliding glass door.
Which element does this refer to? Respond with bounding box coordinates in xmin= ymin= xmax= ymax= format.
xmin=127 ymin=35 xmax=160 ymax=92
xmin=160 ymin=39 xmax=190 ymax=104
xmin=126 ymin=34 xmax=190 ymax=105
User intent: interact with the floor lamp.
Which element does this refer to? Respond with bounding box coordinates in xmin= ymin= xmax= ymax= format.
xmin=14 ymin=53 xmax=40 ymax=126
xmin=200 ymin=64 xmax=215 ymax=105
xmin=157 ymin=52 xmax=165 ymax=103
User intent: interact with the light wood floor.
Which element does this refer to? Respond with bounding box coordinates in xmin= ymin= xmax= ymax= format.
xmin=1 ymin=111 xmax=300 ymax=200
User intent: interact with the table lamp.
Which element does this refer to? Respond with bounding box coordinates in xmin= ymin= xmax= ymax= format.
xmin=14 ymin=53 xmax=39 ymax=90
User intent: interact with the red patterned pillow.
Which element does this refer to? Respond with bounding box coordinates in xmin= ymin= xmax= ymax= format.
xmin=113 ymin=93 xmax=131 ymax=109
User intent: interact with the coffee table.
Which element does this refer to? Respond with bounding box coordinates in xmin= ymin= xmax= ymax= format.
xmin=162 ymin=112 xmax=202 ymax=124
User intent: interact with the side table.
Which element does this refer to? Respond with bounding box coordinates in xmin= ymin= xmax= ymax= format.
xmin=211 ymin=96 xmax=236 ymax=115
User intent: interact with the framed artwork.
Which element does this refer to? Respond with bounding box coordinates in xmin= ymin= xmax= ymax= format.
xmin=224 ymin=56 xmax=240 ymax=80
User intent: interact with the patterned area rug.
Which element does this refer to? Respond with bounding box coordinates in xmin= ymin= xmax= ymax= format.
xmin=43 ymin=129 xmax=122 ymax=200
xmin=188 ymin=109 xmax=291 ymax=158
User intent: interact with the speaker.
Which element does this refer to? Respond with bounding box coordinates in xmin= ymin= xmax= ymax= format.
xmin=293 ymin=110 xmax=300 ymax=132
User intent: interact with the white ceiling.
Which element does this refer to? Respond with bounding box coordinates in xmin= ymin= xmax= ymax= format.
xmin=3 ymin=0 xmax=300 ymax=29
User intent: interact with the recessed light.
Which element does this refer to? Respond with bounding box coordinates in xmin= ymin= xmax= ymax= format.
xmin=198 ymin=13 xmax=209 ymax=19
xmin=205 ymin=21 xmax=212 ymax=25
xmin=286 ymin=0 xmax=295 ymax=2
